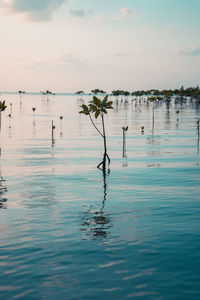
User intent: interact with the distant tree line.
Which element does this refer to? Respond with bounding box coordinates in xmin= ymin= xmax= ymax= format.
xmin=76 ymin=86 xmax=200 ymax=100
xmin=111 ymin=86 xmax=200 ymax=100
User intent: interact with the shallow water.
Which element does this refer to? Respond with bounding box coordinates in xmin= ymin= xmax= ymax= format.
xmin=0 ymin=94 xmax=200 ymax=299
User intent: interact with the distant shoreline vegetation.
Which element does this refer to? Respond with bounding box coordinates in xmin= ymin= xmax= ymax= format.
xmin=1 ymin=86 xmax=200 ymax=100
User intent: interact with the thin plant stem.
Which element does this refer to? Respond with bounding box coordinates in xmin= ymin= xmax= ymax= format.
xmin=197 ymin=118 xmax=200 ymax=153
xmin=89 ymin=114 xmax=104 ymax=138
xmin=101 ymin=113 xmax=107 ymax=170
xmin=123 ymin=129 xmax=126 ymax=157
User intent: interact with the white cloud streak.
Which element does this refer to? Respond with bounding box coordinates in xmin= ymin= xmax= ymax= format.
xmin=176 ymin=46 xmax=200 ymax=56
xmin=120 ymin=7 xmax=136 ymax=17
xmin=0 ymin=0 xmax=69 ymax=21
xmin=93 ymin=14 xmax=103 ymax=24
xmin=28 ymin=53 xmax=89 ymax=69
xmin=112 ymin=52 xmax=128 ymax=57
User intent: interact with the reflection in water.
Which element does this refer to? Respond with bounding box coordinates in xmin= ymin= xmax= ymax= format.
xmin=51 ymin=137 xmax=55 ymax=148
xmin=8 ymin=114 xmax=12 ymax=138
xmin=10 ymin=103 xmax=13 ymax=114
xmin=0 ymin=173 xmax=7 ymax=209
xmin=146 ymin=163 xmax=161 ymax=168
xmin=146 ymin=135 xmax=161 ymax=146
xmin=176 ymin=119 xmax=179 ymax=130
xmin=164 ymin=102 xmax=171 ymax=129
xmin=197 ymin=118 xmax=200 ymax=154
xmin=123 ymin=161 xmax=128 ymax=168
xmin=9 ymin=125 xmax=12 ymax=138
xmin=51 ymin=121 xmax=55 ymax=147
xmin=33 ymin=120 xmax=36 ymax=136
xmin=146 ymin=135 xmax=161 ymax=158
xmin=1 ymin=94 xmax=200 ymax=299
xmin=18 ymin=176 xmax=57 ymax=209
xmin=81 ymin=170 xmax=112 ymax=239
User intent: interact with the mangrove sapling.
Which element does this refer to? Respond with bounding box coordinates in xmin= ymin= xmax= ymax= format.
xmin=8 ymin=114 xmax=12 ymax=129
xmin=0 ymin=101 xmax=7 ymax=131
xmin=79 ymin=95 xmax=113 ymax=170
xmin=122 ymin=126 xmax=128 ymax=158
xmin=0 ymin=101 xmax=7 ymax=156
xmin=59 ymin=116 xmax=63 ymax=136
xmin=51 ymin=120 xmax=55 ymax=146
xmin=32 ymin=107 xmax=36 ymax=114
xmin=18 ymin=90 xmax=25 ymax=106
xmin=32 ymin=108 xmax=36 ymax=123
xmin=148 ymin=96 xmax=162 ymax=131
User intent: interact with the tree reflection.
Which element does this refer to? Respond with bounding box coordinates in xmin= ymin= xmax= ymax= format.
xmin=0 ymin=174 xmax=7 ymax=209
xmin=81 ymin=169 xmax=112 ymax=240
xmin=146 ymin=135 xmax=161 ymax=159
xmin=197 ymin=118 xmax=200 ymax=154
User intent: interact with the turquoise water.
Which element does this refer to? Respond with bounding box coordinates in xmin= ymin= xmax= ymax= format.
xmin=0 ymin=94 xmax=200 ymax=299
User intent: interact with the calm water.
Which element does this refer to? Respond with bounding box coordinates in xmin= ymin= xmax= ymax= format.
xmin=0 ymin=93 xmax=200 ymax=299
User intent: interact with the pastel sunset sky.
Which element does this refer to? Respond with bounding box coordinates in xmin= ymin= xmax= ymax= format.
xmin=0 ymin=0 xmax=200 ymax=93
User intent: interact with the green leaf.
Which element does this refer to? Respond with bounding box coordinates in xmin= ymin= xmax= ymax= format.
xmin=89 ymin=104 xmax=96 ymax=112
xmin=82 ymin=104 xmax=89 ymax=111
xmin=103 ymin=94 xmax=108 ymax=101
xmin=102 ymin=95 xmax=108 ymax=105
xmin=106 ymin=101 xmax=113 ymax=108
xmin=79 ymin=104 xmax=89 ymax=115
xmin=93 ymin=96 xmax=101 ymax=107
xmin=0 ymin=100 xmax=7 ymax=111
xmin=101 ymin=108 xmax=107 ymax=114
xmin=95 ymin=110 xmax=100 ymax=119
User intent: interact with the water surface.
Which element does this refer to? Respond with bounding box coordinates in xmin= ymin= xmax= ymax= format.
xmin=0 ymin=93 xmax=200 ymax=299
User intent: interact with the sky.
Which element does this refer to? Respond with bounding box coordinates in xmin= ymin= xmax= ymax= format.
xmin=0 ymin=0 xmax=200 ymax=93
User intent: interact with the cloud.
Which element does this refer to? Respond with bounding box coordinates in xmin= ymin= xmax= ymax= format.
xmin=93 ymin=14 xmax=103 ymax=24
xmin=0 ymin=0 xmax=69 ymax=21
xmin=58 ymin=54 xmax=88 ymax=66
xmin=69 ymin=8 xmax=93 ymax=22
xmin=176 ymin=46 xmax=200 ymax=56
xmin=112 ymin=7 xmax=137 ymax=21
xmin=120 ymin=7 xmax=136 ymax=17
xmin=70 ymin=9 xmax=86 ymax=18
xmin=28 ymin=53 xmax=88 ymax=69
xmin=112 ymin=52 xmax=128 ymax=58
xmin=164 ymin=27 xmax=175 ymax=33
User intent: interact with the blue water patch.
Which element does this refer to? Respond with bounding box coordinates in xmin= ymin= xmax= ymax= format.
xmin=0 ymin=94 xmax=200 ymax=299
